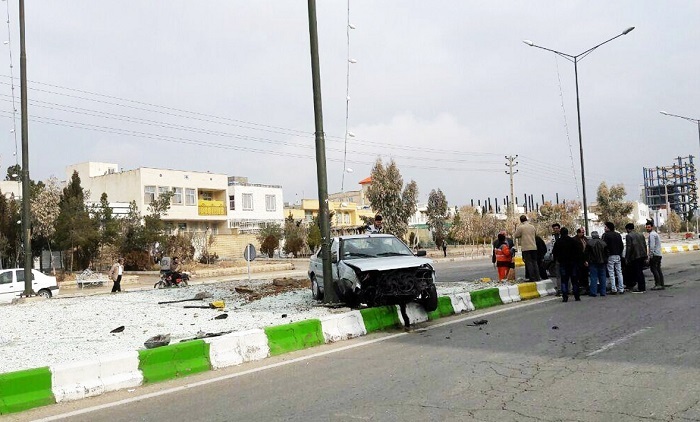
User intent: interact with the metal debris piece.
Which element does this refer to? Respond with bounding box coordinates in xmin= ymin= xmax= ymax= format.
xmin=144 ymin=334 xmax=171 ymax=349
xmin=467 ymin=319 xmax=488 ymax=326
xmin=110 ymin=326 xmax=125 ymax=333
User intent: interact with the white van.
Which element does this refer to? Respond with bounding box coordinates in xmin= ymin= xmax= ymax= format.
xmin=0 ymin=268 xmax=59 ymax=304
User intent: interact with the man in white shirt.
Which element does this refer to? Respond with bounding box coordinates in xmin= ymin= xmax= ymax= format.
xmin=646 ymin=222 xmax=664 ymax=290
xmin=109 ymin=258 xmax=124 ymax=293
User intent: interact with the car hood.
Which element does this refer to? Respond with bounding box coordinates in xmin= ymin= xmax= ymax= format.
xmin=343 ymin=256 xmax=434 ymax=272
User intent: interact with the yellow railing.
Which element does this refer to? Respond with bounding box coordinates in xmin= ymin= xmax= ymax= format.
xmin=198 ymin=200 xmax=226 ymax=216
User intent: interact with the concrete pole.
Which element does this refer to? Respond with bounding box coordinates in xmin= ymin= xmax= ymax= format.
xmin=307 ymin=0 xmax=337 ymax=303
xmin=19 ymin=0 xmax=32 ymax=296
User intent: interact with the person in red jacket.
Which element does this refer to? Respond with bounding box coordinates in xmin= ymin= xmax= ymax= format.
xmin=494 ymin=233 xmax=512 ymax=281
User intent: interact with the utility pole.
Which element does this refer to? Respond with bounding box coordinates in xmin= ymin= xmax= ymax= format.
xmin=19 ymin=0 xmax=32 ymax=297
xmin=307 ymin=0 xmax=337 ymax=303
xmin=505 ymin=155 xmax=518 ymax=216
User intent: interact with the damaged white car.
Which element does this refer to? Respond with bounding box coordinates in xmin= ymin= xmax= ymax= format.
xmin=308 ymin=234 xmax=438 ymax=312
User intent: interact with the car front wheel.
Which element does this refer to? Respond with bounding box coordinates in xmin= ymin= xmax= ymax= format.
xmin=421 ymin=284 xmax=438 ymax=312
xmin=311 ymin=275 xmax=323 ymax=300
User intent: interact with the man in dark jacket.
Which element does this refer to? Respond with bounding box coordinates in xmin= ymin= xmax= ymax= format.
xmin=625 ymin=223 xmax=647 ymax=292
xmin=586 ymin=231 xmax=608 ymax=297
xmin=536 ymin=235 xmax=548 ymax=280
xmin=602 ymin=222 xmax=625 ymax=294
xmin=552 ymin=227 xmax=583 ymax=302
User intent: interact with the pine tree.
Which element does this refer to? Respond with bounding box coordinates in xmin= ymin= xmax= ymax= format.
xmin=365 ymin=158 xmax=418 ymax=240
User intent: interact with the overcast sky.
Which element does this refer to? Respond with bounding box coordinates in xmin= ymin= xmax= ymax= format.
xmin=0 ymin=1 xmax=698 ymax=210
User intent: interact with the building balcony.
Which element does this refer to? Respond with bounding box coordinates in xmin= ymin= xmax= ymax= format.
xmin=198 ymin=200 xmax=226 ymax=216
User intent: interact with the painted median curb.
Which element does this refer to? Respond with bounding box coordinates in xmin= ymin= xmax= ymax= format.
xmin=662 ymin=242 xmax=700 ymax=254
xmin=0 ymin=281 xmax=556 ymax=415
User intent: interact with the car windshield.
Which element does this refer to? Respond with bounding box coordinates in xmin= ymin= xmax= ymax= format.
xmin=341 ymin=237 xmax=414 ymax=259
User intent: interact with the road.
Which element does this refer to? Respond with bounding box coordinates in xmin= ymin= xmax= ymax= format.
xmin=19 ymin=252 xmax=700 ymax=422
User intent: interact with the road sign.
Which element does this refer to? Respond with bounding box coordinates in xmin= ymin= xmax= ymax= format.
xmin=243 ymin=244 xmax=256 ymax=262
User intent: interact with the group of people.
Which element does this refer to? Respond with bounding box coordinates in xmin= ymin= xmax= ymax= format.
xmin=493 ymin=215 xmax=665 ymax=303
xmin=492 ymin=215 xmax=548 ymax=282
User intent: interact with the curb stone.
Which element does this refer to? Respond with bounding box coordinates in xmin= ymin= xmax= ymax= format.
xmin=0 ymin=279 xmax=557 ymax=415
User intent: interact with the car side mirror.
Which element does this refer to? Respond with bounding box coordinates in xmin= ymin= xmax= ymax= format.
xmin=416 ymin=250 xmax=426 ymax=257
xmin=331 ymin=251 xmax=338 ymax=263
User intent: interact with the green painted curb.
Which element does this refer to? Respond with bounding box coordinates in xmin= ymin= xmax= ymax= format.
xmin=264 ymin=319 xmax=324 ymax=356
xmin=518 ymin=282 xmax=540 ymax=300
xmin=470 ymin=288 xmax=503 ymax=309
xmin=0 ymin=367 xmax=54 ymax=415
xmin=138 ymin=340 xmax=211 ymax=383
xmin=360 ymin=306 xmax=401 ymax=333
xmin=427 ymin=296 xmax=455 ymax=320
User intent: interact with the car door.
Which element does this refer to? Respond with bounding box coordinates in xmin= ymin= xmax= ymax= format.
xmin=16 ymin=270 xmax=36 ymax=295
xmin=0 ymin=269 xmax=18 ymax=303
xmin=313 ymin=239 xmax=338 ymax=288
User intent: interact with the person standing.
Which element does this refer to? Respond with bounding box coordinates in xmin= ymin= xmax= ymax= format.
xmin=536 ymin=235 xmax=548 ymax=280
xmin=550 ymin=223 xmax=562 ymax=294
xmin=625 ymin=223 xmax=647 ymax=293
xmin=574 ymin=228 xmax=589 ymax=294
xmin=602 ymin=222 xmax=625 ymax=294
xmin=366 ymin=214 xmax=384 ymax=234
xmin=442 ymin=239 xmax=447 ymax=257
xmin=552 ymin=227 xmax=582 ymax=302
xmin=514 ymin=215 xmax=540 ymax=281
xmin=493 ymin=233 xmax=512 ymax=281
xmin=586 ymin=231 xmax=608 ymax=297
xmin=646 ymin=221 xmax=664 ymax=290
xmin=108 ymin=258 xmax=124 ymax=293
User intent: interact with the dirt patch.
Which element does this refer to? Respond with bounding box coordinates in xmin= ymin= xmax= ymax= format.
xmin=234 ymin=277 xmax=310 ymax=302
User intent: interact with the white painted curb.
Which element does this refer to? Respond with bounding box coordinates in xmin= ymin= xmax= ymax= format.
xmin=395 ymin=302 xmax=429 ymax=325
xmin=449 ymin=292 xmax=475 ymax=313
xmin=507 ymin=285 xmax=521 ymax=302
xmin=497 ymin=286 xmax=513 ymax=304
xmin=319 ymin=311 xmax=367 ymax=343
xmin=205 ymin=329 xmax=270 ymax=369
xmin=536 ymin=278 xmax=557 ymax=296
xmin=51 ymin=351 xmax=142 ymax=403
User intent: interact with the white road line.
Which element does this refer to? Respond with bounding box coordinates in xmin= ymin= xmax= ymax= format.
xmin=586 ymin=327 xmax=652 ymax=357
xmin=34 ymin=297 xmax=557 ymax=422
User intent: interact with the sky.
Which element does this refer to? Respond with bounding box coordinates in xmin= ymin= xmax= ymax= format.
xmin=0 ymin=1 xmax=698 ymax=210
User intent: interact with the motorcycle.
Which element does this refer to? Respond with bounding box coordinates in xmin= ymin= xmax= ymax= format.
xmin=154 ymin=271 xmax=190 ymax=289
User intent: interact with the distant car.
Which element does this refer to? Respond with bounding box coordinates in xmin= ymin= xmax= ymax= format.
xmin=0 ymin=268 xmax=59 ymax=303
xmin=308 ymin=234 xmax=438 ymax=311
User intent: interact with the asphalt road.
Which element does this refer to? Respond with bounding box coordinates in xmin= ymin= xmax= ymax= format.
xmin=20 ymin=252 xmax=700 ymax=422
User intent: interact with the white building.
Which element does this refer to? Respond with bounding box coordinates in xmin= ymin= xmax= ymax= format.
xmin=0 ymin=180 xmax=21 ymax=200
xmin=227 ymin=176 xmax=284 ymax=233
xmin=67 ymin=162 xmax=229 ymax=234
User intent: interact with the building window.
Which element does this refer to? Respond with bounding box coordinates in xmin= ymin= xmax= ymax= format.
xmin=344 ymin=213 xmax=350 ymax=224
xmin=265 ymin=194 xmax=276 ymax=212
xmin=229 ymin=195 xmax=235 ymax=210
xmin=185 ymin=188 xmax=196 ymax=206
xmin=243 ymin=193 xmax=253 ymax=211
xmin=158 ymin=186 xmax=170 ymax=199
xmin=304 ymin=211 xmax=313 ymax=222
xmin=172 ymin=187 xmax=183 ymax=205
xmin=144 ymin=186 xmax=156 ymax=204
xmin=201 ymin=191 xmax=213 ymax=201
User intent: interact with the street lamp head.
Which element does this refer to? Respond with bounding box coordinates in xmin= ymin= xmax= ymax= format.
xmin=522 ymin=40 xmax=534 ymax=46
xmin=622 ymin=27 xmax=635 ymax=35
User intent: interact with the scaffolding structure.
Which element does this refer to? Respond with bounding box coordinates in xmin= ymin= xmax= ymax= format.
xmin=643 ymin=156 xmax=697 ymax=220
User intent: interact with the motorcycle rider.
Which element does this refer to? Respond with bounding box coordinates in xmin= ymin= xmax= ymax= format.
xmin=169 ymin=256 xmax=182 ymax=285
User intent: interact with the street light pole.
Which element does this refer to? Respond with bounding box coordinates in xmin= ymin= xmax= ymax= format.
xmin=660 ymin=111 xmax=700 ymax=233
xmin=19 ymin=0 xmax=32 ymax=297
xmin=523 ymin=27 xmax=635 ymax=235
